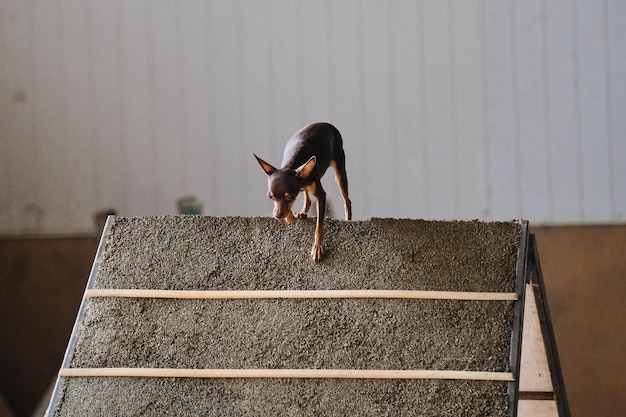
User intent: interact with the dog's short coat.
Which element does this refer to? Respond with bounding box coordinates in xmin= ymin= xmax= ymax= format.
xmin=254 ymin=122 xmax=352 ymax=261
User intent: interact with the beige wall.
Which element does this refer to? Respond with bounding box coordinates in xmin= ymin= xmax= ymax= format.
xmin=1 ymin=224 xmax=624 ymax=416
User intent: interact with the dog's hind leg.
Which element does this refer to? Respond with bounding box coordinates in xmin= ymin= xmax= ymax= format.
xmin=330 ymin=160 xmax=352 ymax=221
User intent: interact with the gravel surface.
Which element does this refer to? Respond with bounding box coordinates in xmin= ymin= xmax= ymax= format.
xmin=93 ymin=216 xmax=521 ymax=292
xmin=51 ymin=216 xmax=523 ymax=416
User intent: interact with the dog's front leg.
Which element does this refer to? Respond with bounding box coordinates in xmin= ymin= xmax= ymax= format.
xmin=311 ymin=183 xmax=326 ymax=261
xmin=298 ymin=191 xmax=311 ymax=219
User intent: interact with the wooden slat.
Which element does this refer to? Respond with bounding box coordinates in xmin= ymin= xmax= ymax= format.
xmin=59 ymin=367 xmax=515 ymax=381
xmin=517 ymin=399 xmax=559 ymax=417
xmin=519 ymin=283 xmax=553 ymax=392
xmin=85 ymin=289 xmax=518 ymax=301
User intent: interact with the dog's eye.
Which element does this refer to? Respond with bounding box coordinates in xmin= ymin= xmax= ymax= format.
xmin=285 ymin=194 xmax=296 ymax=201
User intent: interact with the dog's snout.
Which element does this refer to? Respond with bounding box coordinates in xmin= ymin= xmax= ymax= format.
xmin=273 ymin=204 xmax=288 ymax=219
xmin=273 ymin=203 xmax=297 ymax=224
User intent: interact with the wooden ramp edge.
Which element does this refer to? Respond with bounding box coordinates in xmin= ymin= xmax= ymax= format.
xmin=517 ymin=235 xmax=570 ymax=417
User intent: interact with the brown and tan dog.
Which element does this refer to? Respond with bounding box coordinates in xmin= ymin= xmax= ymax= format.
xmin=254 ymin=122 xmax=352 ymax=261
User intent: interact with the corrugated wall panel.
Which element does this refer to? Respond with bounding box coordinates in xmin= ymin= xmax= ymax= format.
xmin=390 ymin=0 xmax=424 ymax=219
xmin=326 ymin=0 xmax=364 ymax=219
xmin=484 ymin=0 xmax=521 ymax=220
xmin=515 ymin=0 xmax=552 ymax=222
xmin=209 ymin=0 xmax=243 ymax=216
xmin=0 ymin=2 xmax=10 ymax=231
xmin=241 ymin=0 xmax=273 ymax=215
xmin=577 ymin=0 xmax=613 ymax=221
xmin=120 ymin=0 xmax=156 ymax=217
xmin=1 ymin=0 xmax=624 ymax=233
xmin=454 ymin=0 xmax=488 ymax=220
xmin=91 ymin=1 xmax=125 ymax=215
xmin=179 ymin=0 xmax=214 ymax=208
xmin=609 ymin=0 xmax=626 ymax=221
xmin=423 ymin=1 xmax=458 ymax=219
xmin=362 ymin=2 xmax=394 ymax=217
xmin=545 ymin=0 xmax=583 ymax=223
xmin=32 ymin=0 xmax=67 ymax=231
xmin=60 ymin=0 xmax=94 ymax=228
xmin=150 ymin=0 xmax=185 ymax=215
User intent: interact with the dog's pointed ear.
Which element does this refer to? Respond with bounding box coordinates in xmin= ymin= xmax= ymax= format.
xmin=254 ymin=153 xmax=276 ymax=175
xmin=295 ymin=156 xmax=316 ymax=179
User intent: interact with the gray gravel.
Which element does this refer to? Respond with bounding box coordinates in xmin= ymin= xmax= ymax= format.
xmin=93 ymin=216 xmax=521 ymax=292
xmin=51 ymin=216 xmax=522 ymax=416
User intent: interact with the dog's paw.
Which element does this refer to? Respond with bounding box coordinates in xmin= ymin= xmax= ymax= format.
xmin=297 ymin=212 xmax=308 ymax=220
xmin=311 ymin=244 xmax=324 ymax=262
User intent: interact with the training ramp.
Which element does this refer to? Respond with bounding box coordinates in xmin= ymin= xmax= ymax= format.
xmin=46 ymin=216 xmax=568 ymax=416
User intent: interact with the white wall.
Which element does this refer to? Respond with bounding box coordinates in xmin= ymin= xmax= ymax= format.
xmin=1 ymin=0 xmax=624 ymax=233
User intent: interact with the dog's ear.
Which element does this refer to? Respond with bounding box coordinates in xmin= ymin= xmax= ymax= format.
xmin=254 ymin=153 xmax=276 ymax=175
xmin=295 ymin=156 xmax=316 ymax=179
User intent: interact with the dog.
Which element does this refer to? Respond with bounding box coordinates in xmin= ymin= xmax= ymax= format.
xmin=254 ymin=122 xmax=352 ymax=261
